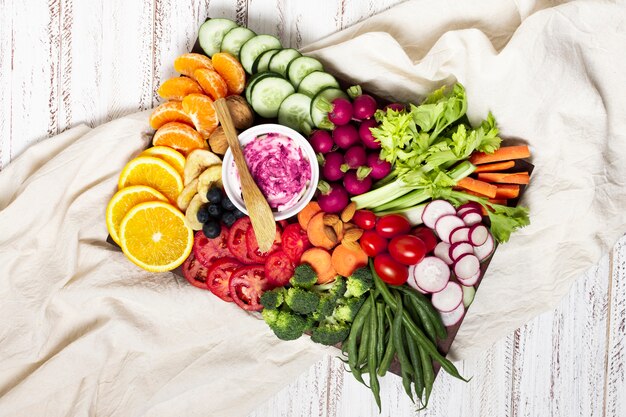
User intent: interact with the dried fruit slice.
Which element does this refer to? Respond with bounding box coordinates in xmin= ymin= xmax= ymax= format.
xmin=117 ymin=156 xmax=184 ymax=203
xmin=183 ymin=148 xmax=222 ymax=185
xmin=174 ymin=53 xmax=214 ymax=77
xmin=149 ymin=101 xmax=193 ymax=130
xmin=212 ymin=52 xmax=246 ymax=95
xmin=152 ymin=122 xmax=207 ymax=155
xmin=157 ymin=76 xmax=204 ymax=101
xmin=193 ymin=68 xmax=228 ymax=101
xmin=176 ymin=178 xmax=199 ymax=212
xmin=182 ymin=94 xmax=219 ymax=139
xmin=140 ymin=146 xmax=186 ymax=177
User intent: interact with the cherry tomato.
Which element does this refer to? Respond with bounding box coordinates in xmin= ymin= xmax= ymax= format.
xmin=246 ymin=224 xmax=282 ymax=263
xmin=375 ymin=214 xmax=411 ymax=238
xmin=181 ymin=253 xmax=209 ymax=290
xmin=352 ymin=210 xmax=377 ymax=230
xmin=388 ymin=235 xmax=427 ymax=265
xmin=193 ymin=228 xmax=231 ymax=269
xmin=282 ymin=223 xmax=311 ymax=262
xmin=373 ymin=253 xmax=409 ymax=285
xmin=264 ymin=250 xmax=295 ymax=287
xmin=228 ymin=265 xmax=270 ymax=311
xmin=227 ymin=217 xmax=256 ymax=264
xmin=411 ymin=226 xmax=438 ymax=253
xmin=359 ymin=230 xmax=388 ymax=257
xmin=206 ymin=257 xmax=242 ymax=301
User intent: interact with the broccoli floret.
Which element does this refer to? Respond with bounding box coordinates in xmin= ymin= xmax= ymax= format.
xmin=284 ymin=287 xmax=320 ymax=315
xmin=310 ymin=318 xmax=351 ymax=346
xmin=327 ymin=276 xmax=347 ymax=301
xmin=260 ymin=287 xmax=286 ymax=310
xmin=333 ymin=296 xmax=365 ymax=323
xmin=289 ymin=264 xmax=318 ymax=289
xmin=344 ymin=267 xmax=373 ymax=298
xmin=262 ymin=308 xmax=307 ymax=341
xmin=312 ymin=294 xmax=336 ymax=322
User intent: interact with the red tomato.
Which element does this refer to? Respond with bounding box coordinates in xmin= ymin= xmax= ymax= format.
xmin=352 ymin=210 xmax=377 ymax=230
xmin=375 ymin=214 xmax=411 ymax=238
xmin=388 ymin=235 xmax=426 ymax=265
xmin=359 ymin=230 xmax=388 ymax=257
xmin=374 ymin=253 xmax=409 ymax=285
xmin=193 ymin=228 xmax=231 ymax=269
xmin=411 ymin=226 xmax=438 ymax=253
xmin=264 ymin=250 xmax=295 ymax=287
xmin=228 ymin=264 xmax=270 ymax=311
xmin=246 ymin=225 xmax=282 ymax=263
xmin=206 ymin=257 xmax=241 ymax=302
xmin=181 ymin=253 xmax=209 ymax=290
xmin=227 ymin=217 xmax=256 ymax=264
xmin=281 ymin=223 xmax=311 ymax=262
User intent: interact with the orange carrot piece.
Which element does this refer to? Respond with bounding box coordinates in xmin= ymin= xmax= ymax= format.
xmin=297 ymin=201 xmax=321 ymax=230
xmin=495 ymin=184 xmax=520 ymax=199
xmin=456 ymin=177 xmax=497 ymax=198
xmin=488 ymin=199 xmax=508 ymax=205
xmin=477 ymin=172 xmax=530 ymax=185
xmin=306 ymin=212 xmax=337 ymax=250
xmin=469 ymin=146 xmax=530 ymax=165
xmin=301 ymin=248 xmax=337 ymax=284
xmin=331 ymin=243 xmax=368 ymax=277
xmin=474 ymin=160 xmax=515 ymax=173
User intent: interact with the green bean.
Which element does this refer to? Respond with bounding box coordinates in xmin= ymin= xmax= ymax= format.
xmin=404 ymin=293 xmax=436 ymax=343
xmin=377 ymin=309 xmax=396 ymax=377
xmin=357 ymin=316 xmax=371 ymax=368
xmin=419 ymin=344 xmax=435 ymax=407
xmin=396 ymin=285 xmax=446 ymax=340
xmin=368 ymin=296 xmax=381 ymax=411
xmin=405 ymin=327 xmax=425 ymax=402
xmin=348 ymin=299 xmax=372 ymax=385
xmin=376 ymin=300 xmax=386 ymax=364
xmin=392 ymin=292 xmax=414 ymax=402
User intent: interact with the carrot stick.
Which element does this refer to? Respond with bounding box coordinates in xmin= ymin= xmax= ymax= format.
xmin=477 ymin=172 xmax=530 ymax=185
xmin=297 ymin=201 xmax=321 ymax=230
xmin=469 ymin=146 xmax=530 ymax=165
xmin=306 ymin=212 xmax=337 ymax=250
xmin=456 ymin=177 xmax=497 ymax=198
xmin=331 ymin=243 xmax=368 ymax=277
xmin=301 ymin=248 xmax=337 ymax=284
xmin=474 ymin=160 xmax=515 ymax=173
xmin=488 ymin=199 xmax=508 ymax=205
xmin=495 ymin=184 xmax=520 ymax=199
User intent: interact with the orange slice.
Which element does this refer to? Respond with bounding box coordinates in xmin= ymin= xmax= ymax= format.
xmin=193 ymin=68 xmax=228 ymax=101
xmin=149 ymin=101 xmax=193 ymax=130
xmin=182 ymin=94 xmax=219 ymax=139
xmin=152 ymin=122 xmax=207 ymax=155
xmin=174 ymin=53 xmax=214 ymax=77
xmin=212 ymin=52 xmax=246 ymax=95
xmin=117 ymin=156 xmax=183 ymax=202
xmin=157 ymin=77 xmax=204 ymax=101
xmin=140 ymin=146 xmax=186 ymax=176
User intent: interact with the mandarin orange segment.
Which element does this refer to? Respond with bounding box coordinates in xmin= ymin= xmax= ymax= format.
xmin=211 ymin=52 xmax=246 ymax=95
xmin=193 ymin=68 xmax=228 ymax=101
xmin=149 ymin=101 xmax=193 ymax=129
xmin=174 ymin=53 xmax=214 ymax=77
xmin=152 ymin=122 xmax=207 ymax=155
xmin=181 ymin=94 xmax=219 ymax=139
xmin=157 ymin=77 xmax=204 ymax=101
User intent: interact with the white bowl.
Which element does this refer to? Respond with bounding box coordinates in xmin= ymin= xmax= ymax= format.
xmin=221 ymin=124 xmax=319 ymax=221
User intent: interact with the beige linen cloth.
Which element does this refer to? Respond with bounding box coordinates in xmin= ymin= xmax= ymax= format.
xmin=1 ymin=0 xmax=625 ymax=415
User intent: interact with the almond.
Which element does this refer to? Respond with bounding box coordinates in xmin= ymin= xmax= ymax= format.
xmin=343 ymin=227 xmax=363 ymax=243
xmin=324 ymin=225 xmax=338 ymax=244
xmin=333 ymin=221 xmax=344 ymax=240
xmin=343 ymin=222 xmax=356 ymax=231
xmin=340 ymin=202 xmax=357 ymax=223
xmin=323 ymin=214 xmax=340 ymax=226
xmin=342 ymin=240 xmax=361 ymax=252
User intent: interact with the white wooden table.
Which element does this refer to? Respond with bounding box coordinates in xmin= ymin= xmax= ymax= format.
xmin=0 ymin=1 xmax=624 ymax=416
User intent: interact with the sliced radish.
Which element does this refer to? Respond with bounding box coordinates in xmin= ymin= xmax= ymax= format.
xmin=457 ymin=202 xmax=482 ymax=214
xmin=456 ymin=207 xmax=479 ymax=218
xmin=434 ymin=241 xmax=454 ymax=265
xmin=435 ymin=215 xmax=465 ymax=244
xmin=422 ymin=200 xmax=456 ymax=229
xmin=450 ymin=226 xmax=470 ymax=244
xmin=474 ymin=233 xmax=495 ymax=261
xmin=407 ymin=270 xmax=430 ymax=294
xmin=469 ymin=224 xmax=489 ymax=246
xmin=449 ymin=242 xmax=474 ymax=261
xmin=439 ymin=303 xmax=465 ymax=327
xmin=462 ymin=285 xmax=476 ymax=308
xmin=431 ymin=281 xmax=463 ymax=312
xmin=411 ymin=256 xmax=450 ymax=293
xmin=458 ymin=270 xmax=480 ymax=286
xmin=461 ymin=211 xmax=483 ymax=226
xmin=453 ymin=253 xmax=480 ymax=280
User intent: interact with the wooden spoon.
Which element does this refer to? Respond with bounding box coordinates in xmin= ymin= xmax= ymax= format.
xmin=214 ymin=98 xmax=276 ymax=253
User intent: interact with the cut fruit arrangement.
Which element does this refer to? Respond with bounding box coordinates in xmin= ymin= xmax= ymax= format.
xmin=106 ymin=17 xmax=534 ymax=410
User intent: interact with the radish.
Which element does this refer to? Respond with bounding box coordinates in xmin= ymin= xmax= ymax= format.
xmin=434 ymin=241 xmax=454 ymax=265
xmin=341 ymin=146 xmax=367 ymax=171
xmin=473 ymin=233 xmax=495 ymax=261
xmin=358 ymin=119 xmax=381 ymax=149
xmin=434 ymin=214 xmax=465 ymax=244
xmin=322 ymin=151 xmax=344 ymax=181
xmin=348 ymin=85 xmax=377 ymax=120
xmin=384 ymin=103 xmax=405 ymax=112
xmin=411 ymin=256 xmax=450 ymax=293
xmin=343 ymin=168 xmax=373 ymax=195
xmin=439 ymin=303 xmax=465 ymax=327
xmin=310 ymin=130 xmax=335 ymax=154
xmin=407 ymin=268 xmax=430 ymax=294
xmin=366 ymin=153 xmax=392 ymax=180
xmin=333 ymin=123 xmax=359 ymax=149
xmin=453 ymin=253 xmax=480 ymax=280
xmin=461 ymin=210 xmax=483 ymax=226
xmin=462 ymin=285 xmax=476 ymax=308
xmin=458 ymin=270 xmax=480 ymax=286
xmin=327 ymin=97 xmax=353 ymax=126
xmin=449 ymin=242 xmax=473 ymax=261
xmin=317 ymin=181 xmax=349 ymax=213
xmin=457 ymin=207 xmax=479 ymax=217
xmin=469 ymin=224 xmax=489 ymax=246
xmin=449 ymin=226 xmax=470 ymax=244
xmin=457 ymin=202 xmax=482 ymax=214
xmin=431 ymin=281 xmax=463 ymax=312
xmin=421 ymin=200 xmax=456 ymax=229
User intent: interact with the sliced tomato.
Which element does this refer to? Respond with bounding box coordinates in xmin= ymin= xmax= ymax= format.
xmin=246 ymin=224 xmax=282 ymax=263
xmin=193 ymin=228 xmax=230 ymax=269
xmin=229 ymin=264 xmax=269 ymax=311
xmin=181 ymin=253 xmax=209 ymax=289
xmin=281 ymin=223 xmax=311 ymax=262
xmin=206 ymin=257 xmax=241 ymax=302
xmin=264 ymin=250 xmax=295 ymax=287
xmin=227 ymin=217 xmax=256 ymax=264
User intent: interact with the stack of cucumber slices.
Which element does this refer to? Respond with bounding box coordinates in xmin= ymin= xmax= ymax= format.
xmin=198 ymin=18 xmax=348 ymax=134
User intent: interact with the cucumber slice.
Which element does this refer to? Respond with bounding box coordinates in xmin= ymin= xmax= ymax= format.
xmin=278 ymin=93 xmax=314 ymax=134
xmin=253 ymin=49 xmax=280 ymax=74
xmin=220 ymin=27 xmax=256 ymax=59
xmin=198 ymin=18 xmax=238 ymax=57
xmin=287 ymin=56 xmax=324 ymax=89
xmin=239 ymin=35 xmax=282 ymax=74
xmin=298 ymin=71 xmax=340 ymax=98
xmin=250 ymin=77 xmax=295 ymax=118
xmin=311 ymin=87 xmax=348 ymax=129
xmin=268 ymin=48 xmax=302 ymax=77
xmin=245 ymin=72 xmax=279 ymax=103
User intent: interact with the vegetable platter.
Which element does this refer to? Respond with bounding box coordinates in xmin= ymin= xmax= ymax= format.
xmin=105 ymin=16 xmax=533 ymax=411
